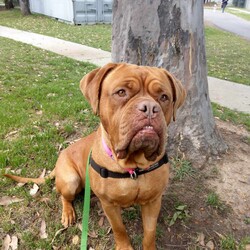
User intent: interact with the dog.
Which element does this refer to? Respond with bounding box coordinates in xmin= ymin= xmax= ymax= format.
xmin=5 ymin=63 xmax=186 ymax=250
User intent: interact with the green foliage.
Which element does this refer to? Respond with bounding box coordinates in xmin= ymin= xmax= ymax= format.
xmin=169 ymin=205 xmax=190 ymax=227
xmin=171 ymin=158 xmax=195 ymax=181
xmin=0 ymin=9 xmax=112 ymax=51
xmin=220 ymin=235 xmax=236 ymax=250
xmin=205 ymin=26 xmax=250 ymax=85
xmin=212 ymin=103 xmax=250 ymax=131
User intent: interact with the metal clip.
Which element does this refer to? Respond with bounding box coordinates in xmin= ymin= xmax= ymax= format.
xmin=129 ymin=170 xmax=137 ymax=180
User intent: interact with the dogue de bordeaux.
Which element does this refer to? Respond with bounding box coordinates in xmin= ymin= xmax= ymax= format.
xmin=5 ymin=63 xmax=186 ymax=250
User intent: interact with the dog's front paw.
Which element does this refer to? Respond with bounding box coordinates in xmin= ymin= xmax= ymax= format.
xmin=115 ymin=245 xmax=134 ymax=250
xmin=61 ymin=205 xmax=76 ymax=227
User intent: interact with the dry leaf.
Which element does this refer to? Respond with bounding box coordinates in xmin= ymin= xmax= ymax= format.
xmin=245 ymin=245 xmax=250 ymax=250
xmin=77 ymin=223 xmax=82 ymax=232
xmin=51 ymin=227 xmax=67 ymax=244
xmin=30 ymin=183 xmax=39 ymax=196
xmin=206 ymin=240 xmax=215 ymax=250
xmin=88 ymin=231 xmax=98 ymax=238
xmin=39 ymin=169 xmax=46 ymax=178
xmin=98 ymin=216 xmax=105 ymax=227
xmin=106 ymin=227 xmax=112 ymax=235
xmin=9 ymin=235 xmax=18 ymax=250
xmin=72 ymin=235 xmax=80 ymax=245
xmin=0 ymin=196 xmax=24 ymax=206
xmin=214 ymin=231 xmax=225 ymax=239
xmin=2 ymin=234 xmax=11 ymax=250
xmin=39 ymin=220 xmax=48 ymax=239
xmin=197 ymin=232 xmax=205 ymax=246
xmin=2 ymin=235 xmax=18 ymax=250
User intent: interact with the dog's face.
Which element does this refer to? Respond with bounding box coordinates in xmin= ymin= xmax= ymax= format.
xmin=80 ymin=63 xmax=186 ymax=169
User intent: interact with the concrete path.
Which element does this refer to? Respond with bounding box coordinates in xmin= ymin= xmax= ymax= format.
xmin=0 ymin=25 xmax=249 ymax=114
xmin=204 ymin=8 xmax=250 ymax=40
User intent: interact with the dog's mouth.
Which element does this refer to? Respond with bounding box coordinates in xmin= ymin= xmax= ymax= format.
xmin=115 ymin=125 xmax=161 ymax=163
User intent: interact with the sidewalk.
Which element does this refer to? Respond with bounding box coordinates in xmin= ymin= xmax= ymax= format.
xmin=0 ymin=25 xmax=249 ymax=114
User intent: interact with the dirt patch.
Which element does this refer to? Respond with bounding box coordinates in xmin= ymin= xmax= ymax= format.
xmin=209 ymin=120 xmax=250 ymax=218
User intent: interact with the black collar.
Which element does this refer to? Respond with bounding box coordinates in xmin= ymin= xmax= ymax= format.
xmin=90 ymin=153 xmax=168 ymax=180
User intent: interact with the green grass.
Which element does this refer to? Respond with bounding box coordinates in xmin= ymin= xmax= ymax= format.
xmin=205 ymin=26 xmax=250 ymax=85
xmin=0 ymin=37 xmax=99 ymax=249
xmin=227 ymin=8 xmax=250 ymax=21
xmin=0 ymin=9 xmax=250 ymax=87
xmin=171 ymin=158 xmax=196 ymax=181
xmin=0 ymin=9 xmax=112 ymax=51
xmin=212 ymin=103 xmax=250 ymax=131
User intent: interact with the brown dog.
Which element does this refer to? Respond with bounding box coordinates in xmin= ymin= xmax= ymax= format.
xmin=5 ymin=63 xmax=186 ymax=250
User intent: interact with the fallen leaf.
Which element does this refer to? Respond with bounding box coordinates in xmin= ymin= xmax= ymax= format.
xmin=106 ymin=227 xmax=112 ymax=235
xmin=206 ymin=240 xmax=215 ymax=250
xmin=72 ymin=235 xmax=80 ymax=245
xmin=77 ymin=223 xmax=82 ymax=232
xmin=0 ymin=196 xmax=24 ymax=206
xmin=51 ymin=227 xmax=67 ymax=244
xmin=214 ymin=231 xmax=225 ymax=239
xmin=9 ymin=235 xmax=18 ymax=250
xmin=2 ymin=234 xmax=11 ymax=250
xmin=197 ymin=232 xmax=205 ymax=246
xmin=88 ymin=231 xmax=98 ymax=238
xmin=30 ymin=183 xmax=39 ymax=196
xmin=40 ymin=220 xmax=48 ymax=239
xmin=245 ymin=245 xmax=250 ymax=250
xmin=98 ymin=216 xmax=105 ymax=227
xmin=39 ymin=169 xmax=46 ymax=178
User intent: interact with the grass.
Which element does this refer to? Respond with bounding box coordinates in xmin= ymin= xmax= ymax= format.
xmin=212 ymin=103 xmax=250 ymax=131
xmin=0 ymin=38 xmax=98 ymax=249
xmin=205 ymin=26 xmax=250 ymax=85
xmin=227 ymin=8 xmax=250 ymax=21
xmin=0 ymin=9 xmax=250 ymax=86
xmin=171 ymin=158 xmax=196 ymax=181
xmin=0 ymin=9 xmax=111 ymax=51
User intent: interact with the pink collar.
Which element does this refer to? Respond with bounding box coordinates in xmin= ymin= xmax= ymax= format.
xmin=102 ymin=137 xmax=114 ymax=159
xmin=102 ymin=137 xmax=135 ymax=175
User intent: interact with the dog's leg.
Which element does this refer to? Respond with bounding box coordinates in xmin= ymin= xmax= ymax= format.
xmin=141 ymin=196 xmax=162 ymax=250
xmin=55 ymin=164 xmax=82 ymax=227
xmin=101 ymin=201 xmax=133 ymax=250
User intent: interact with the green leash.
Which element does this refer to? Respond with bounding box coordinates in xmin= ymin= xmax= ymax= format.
xmin=80 ymin=150 xmax=92 ymax=250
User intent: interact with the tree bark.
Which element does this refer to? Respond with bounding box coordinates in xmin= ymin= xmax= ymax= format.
xmin=20 ymin=0 xmax=31 ymax=15
xmin=112 ymin=0 xmax=227 ymax=167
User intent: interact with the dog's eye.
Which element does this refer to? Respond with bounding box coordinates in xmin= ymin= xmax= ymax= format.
xmin=160 ymin=94 xmax=169 ymax=102
xmin=117 ymin=89 xmax=126 ymax=97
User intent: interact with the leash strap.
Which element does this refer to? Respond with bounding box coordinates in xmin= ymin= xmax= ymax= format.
xmin=80 ymin=150 xmax=92 ymax=250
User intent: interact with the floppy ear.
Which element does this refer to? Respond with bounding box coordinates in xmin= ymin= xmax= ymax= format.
xmin=80 ymin=63 xmax=119 ymax=115
xmin=164 ymin=70 xmax=186 ymax=121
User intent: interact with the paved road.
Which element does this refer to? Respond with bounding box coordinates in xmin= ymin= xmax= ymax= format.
xmin=204 ymin=8 xmax=250 ymax=40
xmin=0 ymin=25 xmax=250 ymax=114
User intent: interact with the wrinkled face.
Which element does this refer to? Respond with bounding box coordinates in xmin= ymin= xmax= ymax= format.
xmin=80 ymin=63 xmax=186 ymax=169
xmin=98 ymin=64 xmax=176 ymax=168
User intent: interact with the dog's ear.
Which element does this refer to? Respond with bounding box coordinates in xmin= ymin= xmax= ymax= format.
xmin=163 ymin=70 xmax=186 ymax=121
xmin=80 ymin=63 xmax=119 ymax=115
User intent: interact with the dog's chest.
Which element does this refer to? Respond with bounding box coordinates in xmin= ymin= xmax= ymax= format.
xmin=90 ymin=167 xmax=169 ymax=207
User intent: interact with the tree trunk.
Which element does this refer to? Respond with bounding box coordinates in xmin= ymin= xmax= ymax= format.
xmin=112 ymin=0 xmax=227 ymax=167
xmin=4 ymin=0 xmax=14 ymax=9
xmin=20 ymin=0 xmax=31 ymax=15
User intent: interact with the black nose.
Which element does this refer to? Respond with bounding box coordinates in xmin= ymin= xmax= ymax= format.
xmin=138 ymin=100 xmax=159 ymax=118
